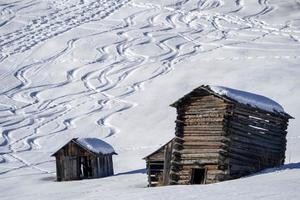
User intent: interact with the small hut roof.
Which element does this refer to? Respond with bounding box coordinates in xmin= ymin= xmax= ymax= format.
xmin=74 ymin=138 xmax=116 ymax=155
xmin=51 ymin=137 xmax=116 ymax=156
xmin=143 ymin=138 xmax=174 ymax=160
xmin=171 ymin=85 xmax=293 ymax=119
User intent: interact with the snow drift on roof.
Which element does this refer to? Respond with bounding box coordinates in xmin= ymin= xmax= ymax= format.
xmin=76 ymin=138 xmax=115 ymax=155
xmin=209 ymin=85 xmax=285 ymax=114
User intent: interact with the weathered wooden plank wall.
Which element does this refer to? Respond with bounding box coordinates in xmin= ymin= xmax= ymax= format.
xmin=169 ymin=93 xmax=229 ymax=185
xmin=54 ymin=141 xmax=114 ymax=181
xmin=146 ymin=87 xmax=290 ymax=187
xmin=227 ymin=104 xmax=288 ymax=178
xmin=145 ymin=146 xmax=165 ymax=187
xmin=162 ymin=140 xmax=173 ymax=185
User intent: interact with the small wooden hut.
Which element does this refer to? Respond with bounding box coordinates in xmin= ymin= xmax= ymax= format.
xmin=145 ymin=85 xmax=293 ymax=186
xmin=144 ymin=139 xmax=174 ymax=187
xmin=52 ymin=138 xmax=116 ymax=181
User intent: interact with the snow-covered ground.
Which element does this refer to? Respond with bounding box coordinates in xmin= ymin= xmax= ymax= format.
xmin=0 ymin=0 xmax=300 ymax=199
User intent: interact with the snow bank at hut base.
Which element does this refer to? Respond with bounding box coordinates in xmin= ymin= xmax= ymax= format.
xmin=76 ymin=138 xmax=116 ymax=155
xmin=209 ymin=85 xmax=286 ymax=114
xmin=0 ymin=163 xmax=299 ymax=200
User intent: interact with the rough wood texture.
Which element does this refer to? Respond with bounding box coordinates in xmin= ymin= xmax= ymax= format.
xmin=145 ymin=139 xmax=174 ymax=187
xmin=145 ymin=86 xmax=291 ymax=187
xmin=167 ymin=91 xmax=230 ymax=185
xmin=226 ymin=104 xmax=288 ymax=176
xmin=52 ymin=140 xmax=114 ymax=181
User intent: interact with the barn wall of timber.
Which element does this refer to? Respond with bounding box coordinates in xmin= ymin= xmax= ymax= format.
xmin=146 ymin=87 xmax=290 ymax=186
xmin=145 ymin=147 xmax=165 ymax=187
xmin=162 ymin=140 xmax=174 ymax=185
xmin=54 ymin=141 xmax=114 ymax=181
xmin=227 ymin=104 xmax=288 ymax=178
xmin=95 ymin=155 xmax=114 ymax=178
xmin=169 ymin=92 xmax=231 ymax=185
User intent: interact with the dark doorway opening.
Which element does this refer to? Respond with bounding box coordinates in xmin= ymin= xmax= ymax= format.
xmin=191 ymin=168 xmax=206 ymax=184
xmin=79 ymin=156 xmax=92 ymax=178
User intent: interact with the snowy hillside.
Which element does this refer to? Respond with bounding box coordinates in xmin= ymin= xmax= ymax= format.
xmin=0 ymin=0 xmax=299 ymax=199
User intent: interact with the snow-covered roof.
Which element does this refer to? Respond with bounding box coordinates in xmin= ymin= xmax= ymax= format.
xmin=74 ymin=138 xmax=116 ymax=155
xmin=171 ymin=85 xmax=291 ymax=118
xmin=209 ymin=85 xmax=285 ymax=114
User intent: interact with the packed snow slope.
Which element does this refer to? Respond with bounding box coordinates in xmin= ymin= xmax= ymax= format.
xmin=0 ymin=0 xmax=300 ymax=199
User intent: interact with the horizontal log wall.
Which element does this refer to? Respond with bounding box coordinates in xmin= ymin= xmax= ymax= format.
xmin=227 ymin=104 xmax=288 ymax=178
xmin=155 ymin=87 xmax=290 ymax=186
xmin=147 ymin=161 xmax=164 ymax=187
xmin=145 ymin=145 xmax=166 ymax=187
xmin=170 ymin=93 xmax=230 ymax=185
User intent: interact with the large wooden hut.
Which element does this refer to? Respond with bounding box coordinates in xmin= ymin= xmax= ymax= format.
xmin=52 ymin=138 xmax=116 ymax=181
xmin=145 ymin=85 xmax=293 ymax=186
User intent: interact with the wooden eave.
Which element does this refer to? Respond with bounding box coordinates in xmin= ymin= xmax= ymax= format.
xmin=51 ymin=138 xmax=75 ymax=157
xmin=170 ymin=85 xmax=232 ymax=108
xmin=143 ymin=138 xmax=174 ymax=160
xmin=51 ymin=138 xmax=117 ymax=157
xmin=72 ymin=139 xmax=117 ymax=156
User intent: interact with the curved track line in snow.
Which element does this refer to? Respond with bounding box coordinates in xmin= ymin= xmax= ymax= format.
xmin=0 ymin=0 xmax=300 ymax=174
xmin=0 ymin=0 xmax=131 ymax=59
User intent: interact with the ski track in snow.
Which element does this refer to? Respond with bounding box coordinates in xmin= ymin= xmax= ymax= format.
xmin=0 ymin=0 xmax=300 ymax=174
xmin=0 ymin=0 xmax=131 ymax=59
